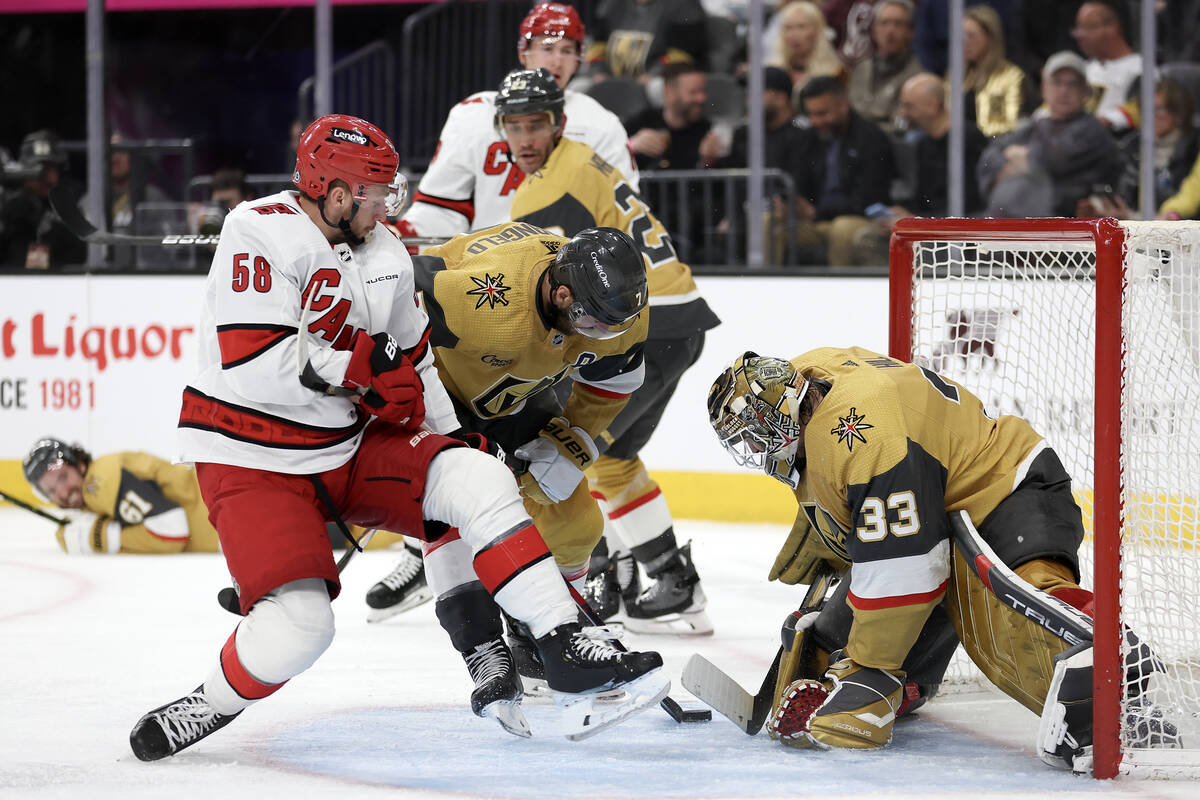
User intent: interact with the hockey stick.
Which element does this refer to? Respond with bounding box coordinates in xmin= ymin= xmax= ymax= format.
xmin=0 ymin=489 xmax=69 ymax=526
xmin=49 ymin=185 xmax=447 ymax=248
xmin=217 ymin=528 xmax=377 ymax=615
xmin=565 ymin=583 xmax=711 ymax=724
xmin=948 ymin=510 xmax=1092 ymax=646
xmin=682 ymin=562 xmax=838 ymax=734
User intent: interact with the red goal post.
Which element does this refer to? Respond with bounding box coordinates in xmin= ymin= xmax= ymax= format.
xmin=888 ymin=217 xmax=1200 ymax=779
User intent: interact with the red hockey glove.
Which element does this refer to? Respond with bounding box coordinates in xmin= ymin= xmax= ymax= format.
xmin=343 ymin=330 xmax=425 ymax=428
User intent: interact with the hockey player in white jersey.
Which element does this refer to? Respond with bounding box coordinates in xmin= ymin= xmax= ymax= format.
xmin=396 ymin=2 xmax=638 ymax=240
xmin=126 ymin=114 xmax=669 ymax=761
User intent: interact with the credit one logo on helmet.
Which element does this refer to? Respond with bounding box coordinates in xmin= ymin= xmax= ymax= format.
xmin=590 ymin=252 xmax=611 ymax=288
xmin=330 ymin=128 xmax=369 ymax=146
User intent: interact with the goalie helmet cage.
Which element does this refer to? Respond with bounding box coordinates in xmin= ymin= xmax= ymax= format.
xmin=888 ymin=217 xmax=1200 ymax=780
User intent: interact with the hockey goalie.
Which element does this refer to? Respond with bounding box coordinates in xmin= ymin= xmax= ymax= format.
xmin=705 ymin=347 xmax=1181 ymax=771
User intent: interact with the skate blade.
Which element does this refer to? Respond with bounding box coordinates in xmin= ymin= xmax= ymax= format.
xmin=622 ymin=608 xmax=714 ymax=637
xmin=480 ymin=699 xmax=531 ymax=739
xmin=556 ymin=669 xmax=672 ymax=741
xmin=365 ymin=587 xmax=434 ymax=623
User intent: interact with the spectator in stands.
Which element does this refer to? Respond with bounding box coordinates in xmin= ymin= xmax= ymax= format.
xmin=914 ymin=0 xmax=1022 ymax=77
xmin=0 ymin=129 xmax=86 ymax=270
xmin=823 ymin=0 xmax=882 ymax=67
xmin=193 ymin=168 xmax=251 ymax=235
xmin=962 ymin=3 xmax=1035 ymax=138
xmin=767 ymin=1 xmax=846 ymax=98
xmin=978 ymin=51 xmax=1120 ymax=218
xmin=588 ymin=0 xmax=710 ymax=81
xmin=626 ymin=63 xmax=725 ymax=169
xmin=1083 ymin=79 xmax=1200 ymax=220
xmin=847 ymin=0 xmax=924 ymax=135
xmin=791 ymin=75 xmax=896 ymax=266
xmin=719 ymin=66 xmax=808 ymax=262
xmin=1072 ymin=0 xmax=1141 ymax=131
xmin=852 ymin=72 xmax=989 ymax=265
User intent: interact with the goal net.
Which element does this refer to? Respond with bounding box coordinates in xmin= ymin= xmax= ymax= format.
xmin=889 ymin=218 xmax=1200 ymax=779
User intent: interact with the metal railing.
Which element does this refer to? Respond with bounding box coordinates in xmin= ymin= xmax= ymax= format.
xmin=297 ymin=40 xmax=396 ymax=141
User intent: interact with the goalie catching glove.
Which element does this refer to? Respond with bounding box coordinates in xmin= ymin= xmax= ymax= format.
xmin=769 ymin=512 xmax=845 ymax=585
xmin=56 ymin=510 xmax=122 ymax=555
xmin=769 ymin=656 xmax=905 ymax=750
xmin=514 ymin=416 xmax=598 ymax=504
xmin=342 ymin=330 xmax=425 ymax=428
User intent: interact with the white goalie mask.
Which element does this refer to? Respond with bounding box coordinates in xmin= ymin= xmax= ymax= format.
xmin=707 ymin=352 xmax=809 ymax=488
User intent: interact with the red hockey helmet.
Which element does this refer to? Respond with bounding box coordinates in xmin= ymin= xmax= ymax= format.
xmin=518 ymin=2 xmax=586 ymax=53
xmin=293 ymin=114 xmax=405 ymax=216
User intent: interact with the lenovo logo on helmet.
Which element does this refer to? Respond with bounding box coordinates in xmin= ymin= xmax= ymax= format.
xmin=330 ymin=127 xmax=368 ymax=146
xmin=590 ymin=252 xmax=610 ymax=288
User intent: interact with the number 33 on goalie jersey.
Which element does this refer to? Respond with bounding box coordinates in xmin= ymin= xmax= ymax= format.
xmin=791 ymin=346 xmax=1045 ymax=670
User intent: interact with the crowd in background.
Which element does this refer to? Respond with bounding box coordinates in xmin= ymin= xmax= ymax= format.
xmin=3 ymin=0 xmax=1200 ymax=269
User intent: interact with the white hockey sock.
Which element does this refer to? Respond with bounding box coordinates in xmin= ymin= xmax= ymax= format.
xmin=203 ymin=578 xmax=334 ymax=715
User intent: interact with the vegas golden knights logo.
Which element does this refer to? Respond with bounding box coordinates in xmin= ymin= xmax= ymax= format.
xmin=607 ymin=30 xmax=654 ymax=78
xmin=471 ymin=366 xmax=573 ymax=418
xmin=802 ymin=502 xmax=850 ymax=561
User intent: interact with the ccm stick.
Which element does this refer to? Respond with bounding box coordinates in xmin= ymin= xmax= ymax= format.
xmin=48 ymin=185 xmax=447 ymax=248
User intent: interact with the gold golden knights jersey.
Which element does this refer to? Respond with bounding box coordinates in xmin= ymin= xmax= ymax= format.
xmin=413 ymin=221 xmax=648 ymax=437
xmin=71 ymin=452 xmax=220 ymax=554
xmin=510 ymin=138 xmax=719 ymax=340
xmin=791 ymin=346 xmax=1045 ymax=671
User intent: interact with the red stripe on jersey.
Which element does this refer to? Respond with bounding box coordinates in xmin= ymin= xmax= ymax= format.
xmin=220 ymin=630 xmax=286 ymax=700
xmin=578 ymin=383 xmax=629 ymax=400
xmin=144 ymin=527 xmax=188 ymax=542
xmin=608 ymin=486 xmax=662 ymax=520
xmin=412 ymin=191 xmax=475 ymax=225
xmin=216 ymin=324 xmax=296 ymax=370
xmin=848 ymin=579 xmax=949 ymax=611
xmin=179 ymin=387 xmax=367 ymax=449
xmin=472 ymin=523 xmax=552 ymax=595
xmin=404 ymin=321 xmax=432 ymax=365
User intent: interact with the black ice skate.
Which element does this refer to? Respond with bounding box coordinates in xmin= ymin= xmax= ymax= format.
xmin=535 ymin=622 xmax=670 ymax=740
xmin=365 ymin=543 xmax=433 ymax=623
xmin=624 ymin=543 xmax=713 ymax=636
xmin=505 ymin=613 xmax=549 ymax=695
xmin=129 ymin=686 xmax=241 ymax=761
xmin=463 ymin=637 xmax=529 ymax=738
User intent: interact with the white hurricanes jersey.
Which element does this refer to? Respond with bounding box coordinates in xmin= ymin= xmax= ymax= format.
xmin=402 ymin=89 xmax=639 ymax=238
xmin=176 ymin=190 xmax=458 ymax=474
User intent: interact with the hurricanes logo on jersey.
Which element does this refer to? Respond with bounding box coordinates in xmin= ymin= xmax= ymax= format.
xmin=831 ymin=407 xmax=873 ymax=452
xmin=466 ymin=272 xmax=511 ymax=310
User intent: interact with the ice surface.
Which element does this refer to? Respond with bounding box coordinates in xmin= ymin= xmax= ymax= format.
xmin=2 ymin=509 xmax=1196 ymax=799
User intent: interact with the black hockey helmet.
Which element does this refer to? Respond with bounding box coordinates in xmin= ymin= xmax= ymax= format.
xmin=23 ymin=437 xmax=91 ymax=488
xmin=494 ymin=68 xmax=565 ymax=130
xmin=549 ymin=227 xmax=647 ymax=340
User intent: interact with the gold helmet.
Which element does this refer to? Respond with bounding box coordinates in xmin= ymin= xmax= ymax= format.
xmin=707 ymin=352 xmax=810 ymax=488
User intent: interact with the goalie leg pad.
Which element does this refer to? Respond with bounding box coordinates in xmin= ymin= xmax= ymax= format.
xmin=808 ymin=659 xmax=905 ymax=749
xmin=1037 ymin=642 xmax=1094 ymax=773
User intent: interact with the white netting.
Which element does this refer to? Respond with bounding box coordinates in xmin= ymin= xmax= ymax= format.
xmin=903 ymin=223 xmax=1200 ymax=775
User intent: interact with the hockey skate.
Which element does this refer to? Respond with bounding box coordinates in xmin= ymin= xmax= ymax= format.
xmin=463 ymin=637 xmax=530 ymax=738
xmin=129 ymin=686 xmax=241 ymax=761
xmin=536 ymin=622 xmax=670 ymax=740
xmin=505 ymin=614 xmax=551 ymax=696
xmin=365 ymin=543 xmax=433 ymax=623
xmin=624 ymin=543 xmax=714 ymax=636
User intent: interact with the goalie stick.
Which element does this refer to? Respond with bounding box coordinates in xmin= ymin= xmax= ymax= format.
xmin=682 ymin=562 xmax=838 ymax=734
xmin=47 ymin=184 xmax=447 ymax=248
xmin=217 ymin=528 xmax=377 ymax=615
xmin=0 ymin=489 xmax=69 ymax=526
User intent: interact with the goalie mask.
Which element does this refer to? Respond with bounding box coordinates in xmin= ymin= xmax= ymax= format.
xmin=707 ymin=352 xmax=810 ymax=488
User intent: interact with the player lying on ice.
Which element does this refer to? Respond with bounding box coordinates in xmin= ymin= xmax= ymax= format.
xmin=126 ymin=114 xmax=669 ymax=761
xmin=705 ymin=346 xmax=1180 ymax=771
xmin=22 ymin=437 xmax=221 ymax=554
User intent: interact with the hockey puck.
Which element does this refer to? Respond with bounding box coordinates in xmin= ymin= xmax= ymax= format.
xmin=216 ymin=586 xmax=244 ymax=616
xmin=661 ymin=695 xmax=712 ymax=723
